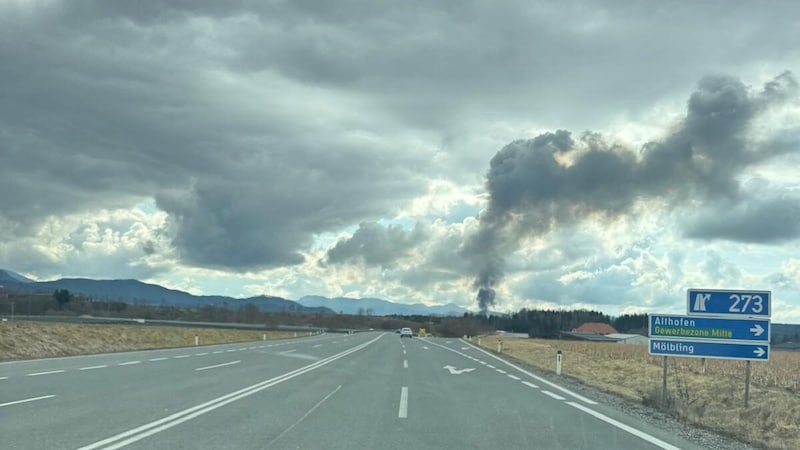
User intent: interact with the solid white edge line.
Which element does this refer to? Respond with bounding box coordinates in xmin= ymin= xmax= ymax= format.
xmin=0 ymin=394 xmax=56 ymax=407
xmin=541 ymin=390 xmax=566 ymax=401
xmin=522 ymin=381 xmax=539 ymax=389
xmin=76 ymin=333 xmax=385 ymax=450
xmin=398 ymin=386 xmax=408 ymax=418
xmin=195 ymin=360 xmax=240 ymax=371
xmin=26 ymin=370 xmax=65 ymax=376
xmin=458 ymin=338 xmax=598 ymax=405
xmin=264 ymin=385 xmax=342 ymax=448
xmin=566 ymin=401 xmax=682 ymax=450
xmin=80 ymin=365 xmax=108 ymax=371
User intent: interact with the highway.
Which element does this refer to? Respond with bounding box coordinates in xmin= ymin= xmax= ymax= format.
xmin=1 ymin=332 xmax=710 ymax=450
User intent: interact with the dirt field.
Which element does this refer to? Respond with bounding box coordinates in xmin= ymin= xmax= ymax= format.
xmin=0 ymin=321 xmax=297 ymax=361
xmin=476 ymin=335 xmax=800 ymax=450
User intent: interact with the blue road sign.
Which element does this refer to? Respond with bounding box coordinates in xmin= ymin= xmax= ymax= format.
xmin=649 ymin=314 xmax=770 ymax=343
xmin=687 ymin=289 xmax=771 ymax=318
xmin=649 ymin=339 xmax=769 ymax=361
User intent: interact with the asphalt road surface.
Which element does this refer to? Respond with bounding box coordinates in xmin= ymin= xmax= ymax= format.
xmin=1 ymin=332 xmax=711 ymax=450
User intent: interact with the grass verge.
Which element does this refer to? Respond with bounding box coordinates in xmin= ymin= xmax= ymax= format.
xmin=0 ymin=321 xmax=297 ymax=361
xmin=475 ymin=335 xmax=800 ymax=450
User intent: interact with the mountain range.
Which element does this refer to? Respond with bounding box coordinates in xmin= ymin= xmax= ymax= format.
xmin=0 ymin=269 xmax=470 ymax=316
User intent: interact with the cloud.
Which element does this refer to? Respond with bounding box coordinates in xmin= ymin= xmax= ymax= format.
xmin=324 ymin=221 xmax=428 ymax=268
xmin=684 ymin=196 xmax=800 ymax=243
xmin=464 ymin=72 xmax=799 ymax=310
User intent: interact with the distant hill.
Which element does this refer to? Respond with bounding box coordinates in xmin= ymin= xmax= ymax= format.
xmin=0 ymin=269 xmax=34 ymax=284
xmin=0 ymin=270 xmax=331 ymax=314
xmin=297 ymin=295 xmax=470 ymax=316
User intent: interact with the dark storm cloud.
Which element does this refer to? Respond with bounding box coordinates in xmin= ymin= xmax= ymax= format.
xmin=466 ymin=72 xmax=800 ymax=311
xmin=324 ymin=222 xmax=428 ymax=268
xmin=684 ymin=197 xmax=800 ymax=243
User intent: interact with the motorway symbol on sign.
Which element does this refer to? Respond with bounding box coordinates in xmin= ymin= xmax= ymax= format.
xmin=649 ymin=314 xmax=770 ymax=342
xmin=687 ymin=289 xmax=771 ymax=318
xmin=443 ymin=365 xmax=475 ymax=375
xmin=649 ymin=339 xmax=769 ymax=361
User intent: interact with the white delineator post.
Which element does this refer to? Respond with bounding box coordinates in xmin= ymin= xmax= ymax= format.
xmin=263 ymin=334 xmax=266 ymax=341
xmin=195 ymin=335 xmax=199 ymax=346
xmin=556 ymin=350 xmax=563 ymax=376
xmin=497 ymin=340 xmax=503 ymax=353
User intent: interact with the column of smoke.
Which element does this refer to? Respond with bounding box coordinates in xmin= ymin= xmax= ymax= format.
xmin=465 ymin=72 xmax=798 ymax=313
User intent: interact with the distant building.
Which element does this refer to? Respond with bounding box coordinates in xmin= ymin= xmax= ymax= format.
xmin=572 ymin=322 xmax=618 ymax=334
xmin=605 ymin=333 xmax=649 ymax=345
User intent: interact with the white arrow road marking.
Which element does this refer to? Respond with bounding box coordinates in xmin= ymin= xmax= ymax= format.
xmin=443 ymin=365 xmax=476 ymax=375
xmin=754 ymin=347 xmax=766 ymax=357
xmin=750 ymin=324 xmax=765 ymax=336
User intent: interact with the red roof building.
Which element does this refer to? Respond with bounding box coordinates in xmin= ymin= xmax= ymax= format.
xmin=572 ymin=322 xmax=618 ymax=334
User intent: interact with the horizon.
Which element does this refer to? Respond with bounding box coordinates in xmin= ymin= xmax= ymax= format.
xmin=2 ymin=2 xmax=799 ymax=321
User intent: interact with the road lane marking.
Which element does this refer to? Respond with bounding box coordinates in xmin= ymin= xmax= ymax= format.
xmin=522 ymin=381 xmax=539 ymax=389
xmin=403 ymin=349 xmax=407 ymax=355
xmin=76 ymin=334 xmax=386 ymax=450
xmin=398 ymin=386 xmax=408 ymax=419
xmin=566 ymin=401 xmax=681 ymax=450
xmin=279 ymin=349 xmax=297 ymax=354
xmin=264 ymin=385 xmax=342 ymax=449
xmin=248 ymin=347 xmax=256 ymax=350
xmin=80 ymin=365 xmax=108 ymax=371
xmin=422 ymin=346 xmax=429 ymax=350
xmin=195 ymin=360 xmax=240 ymax=371
xmin=0 ymin=395 xmax=56 ymax=408
xmin=149 ymin=358 xmax=167 ymax=362
xmin=212 ymin=351 xmax=223 ymax=354
xmin=403 ymin=360 xmax=408 ymax=369
xmin=0 ymin=376 xmax=7 ymax=380
xmin=226 ymin=349 xmax=236 ymax=353
xmin=478 ymin=361 xmax=487 ymax=365
xmin=507 ymin=374 xmax=521 ymax=381
xmin=496 ymin=369 xmax=507 ymax=374
xmin=486 ymin=364 xmax=496 ymax=369
xmin=313 ymin=344 xmax=322 ymax=348
xmin=195 ymin=353 xmax=208 ymax=356
xmin=26 ymin=370 xmax=65 ymax=377
xmin=119 ymin=361 xmax=141 ymax=366
xmin=542 ymin=390 xmax=565 ymax=400
xmin=458 ymin=338 xmax=598 ymax=405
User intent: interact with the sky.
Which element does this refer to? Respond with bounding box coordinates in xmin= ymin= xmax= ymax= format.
xmin=2 ymin=1 xmax=800 ymax=320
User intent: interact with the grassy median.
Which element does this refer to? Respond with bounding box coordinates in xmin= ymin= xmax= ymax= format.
xmin=475 ymin=335 xmax=800 ymax=450
xmin=0 ymin=321 xmax=297 ymax=361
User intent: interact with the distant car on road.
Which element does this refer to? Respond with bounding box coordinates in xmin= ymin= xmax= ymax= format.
xmin=400 ymin=327 xmax=413 ymax=338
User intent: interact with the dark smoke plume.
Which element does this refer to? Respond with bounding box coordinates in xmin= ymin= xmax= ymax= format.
xmin=465 ymin=72 xmax=798 ymax=311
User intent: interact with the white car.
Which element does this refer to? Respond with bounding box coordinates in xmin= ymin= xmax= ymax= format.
xmin=400 ymin=327 xmax=413 ymax=338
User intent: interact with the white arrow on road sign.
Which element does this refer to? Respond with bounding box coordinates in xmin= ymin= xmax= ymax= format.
xmin=443 ymin=365 xmax=475 ymax=375
xmin=750 ymin=324 xmax=765 ymax=337
xmin=754 ymin=347 xmax=766 ymax=357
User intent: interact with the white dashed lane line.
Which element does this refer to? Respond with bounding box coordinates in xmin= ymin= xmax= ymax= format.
xmin=522 ymin=381 xmax=539 ymax=389
xmin=195 ymin=353 xmax=209 ymax=356
xmin=174 ymin=355 xmax=190 ymax=359
xmin=507 ymin=374 xmax=521 ymax=381
xmin=195 ymin=360 xmax=240 ymax=372
xmin=0 ymin=376 xmax=8 ymax=380
xmin=0 ymin=395 xmax=56 ymax=408
xmin=119 ymin=361 xmax=141 ymax=366
xmin=542 ymin=391 xmax=566 ymax=401
xmin=26 ymin=370 xmax=65 ymax=377
xmin=212 ymin=351 xmax=223 ymax=354
xmin=486 ymin=364 xmax=496 ymax=369
xmin=79 ymin=365 xmax=108 ymax=371
xmin=149 ymin=357 xmax=168 ymax=362
xmin=495 ymin=369 xmax=507 ymax=374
